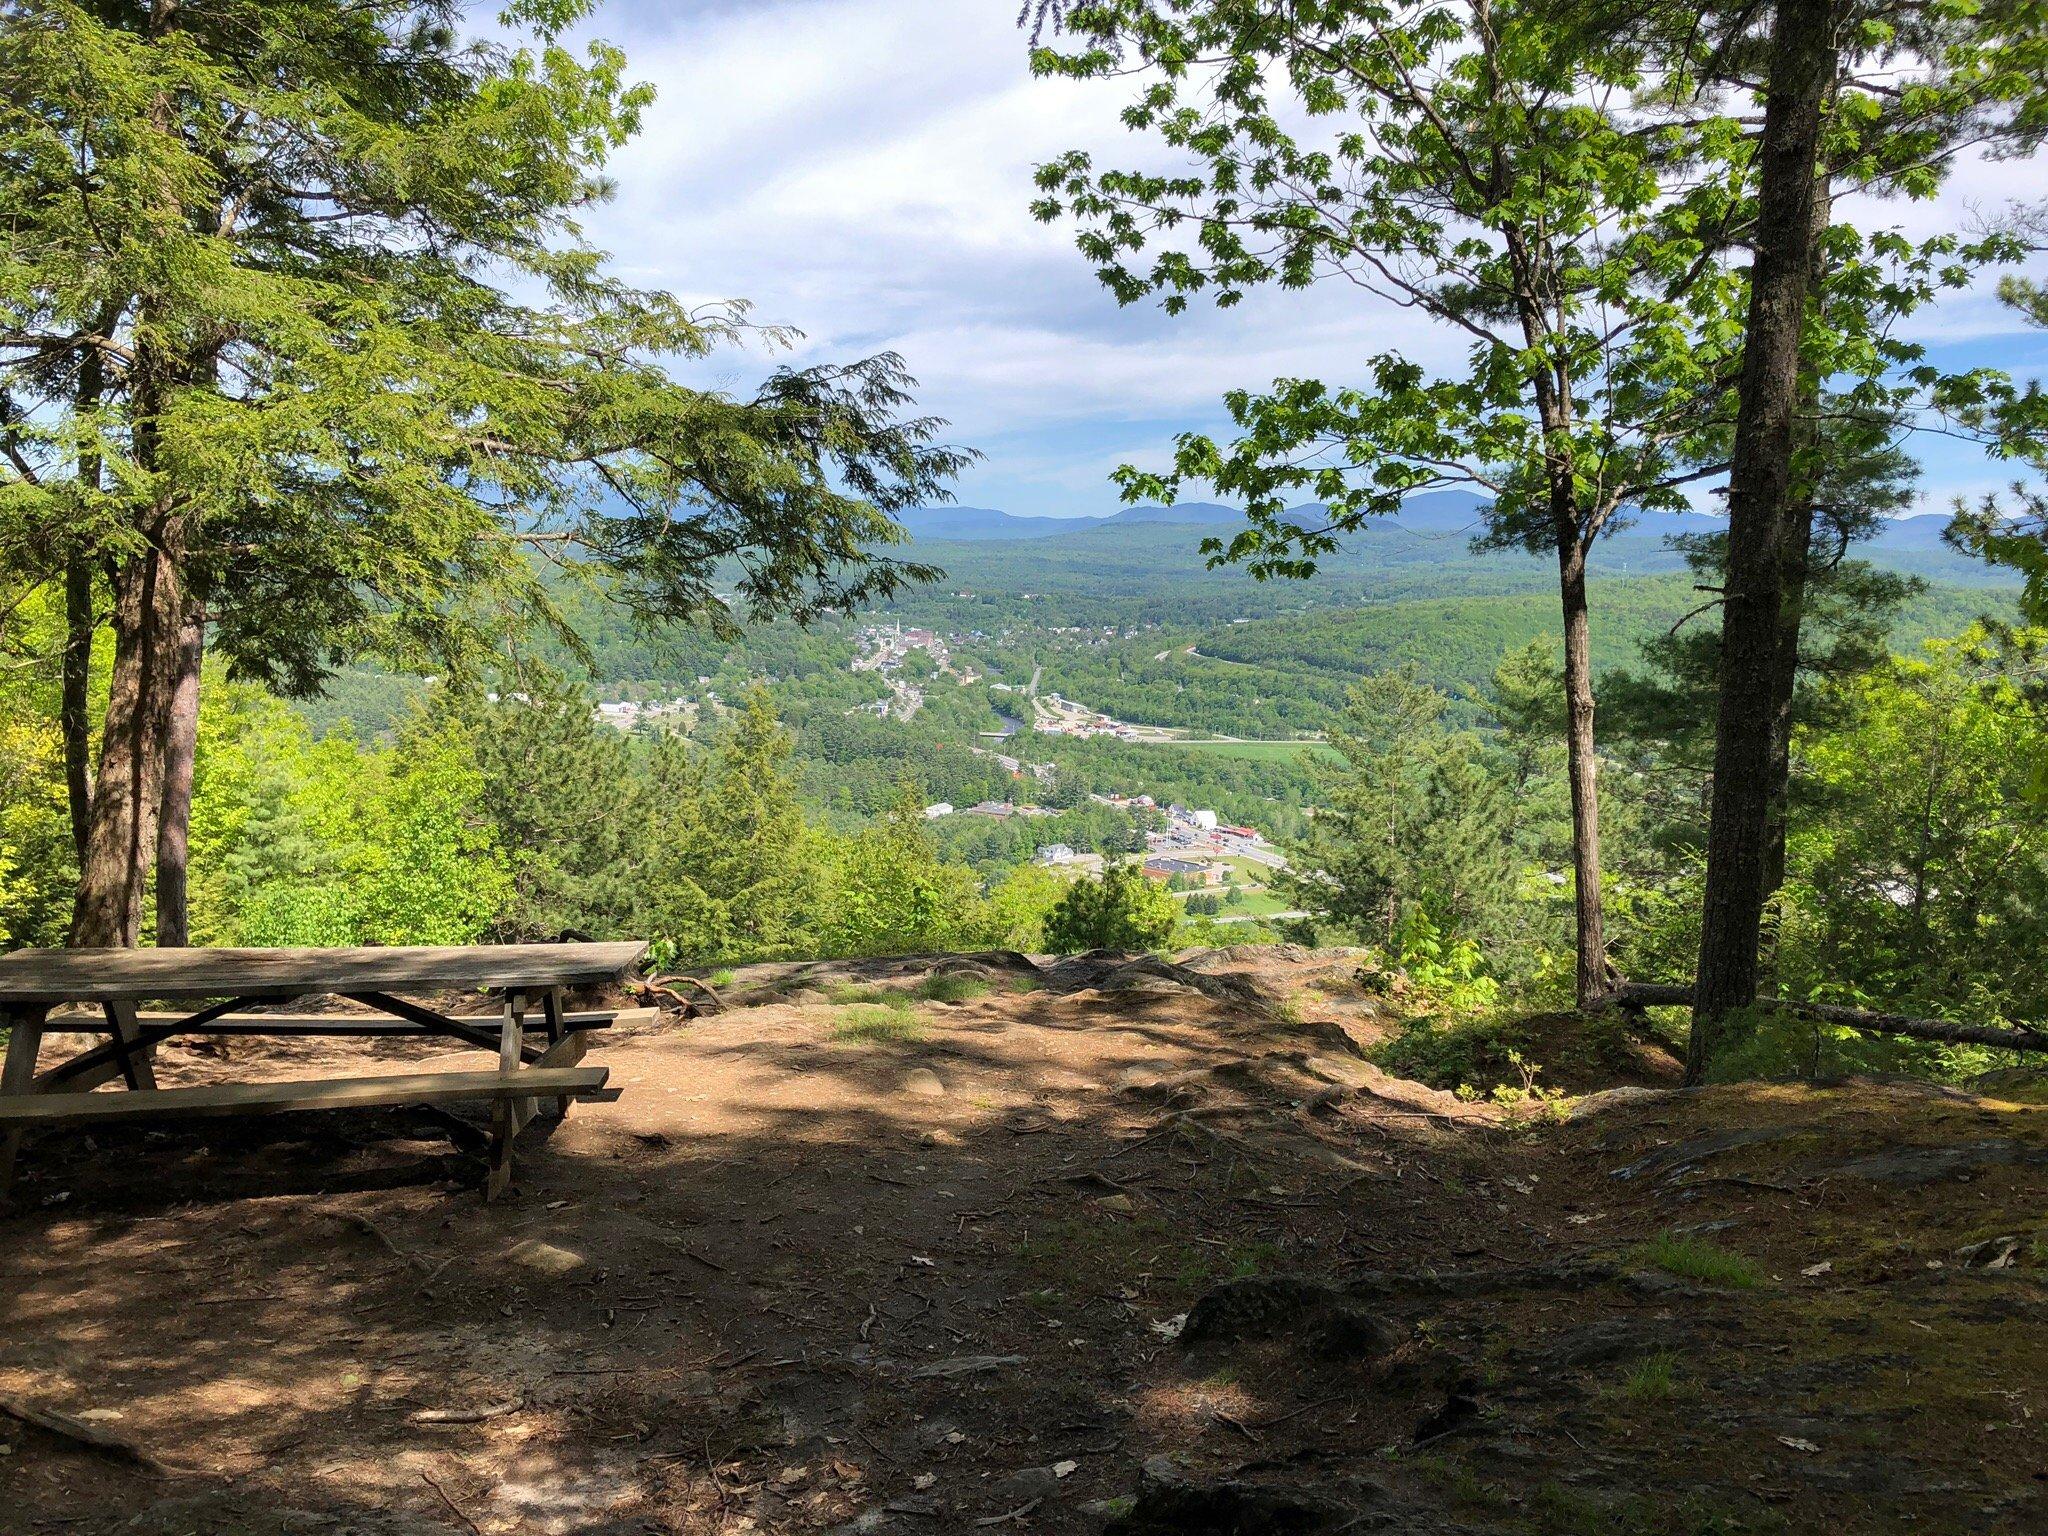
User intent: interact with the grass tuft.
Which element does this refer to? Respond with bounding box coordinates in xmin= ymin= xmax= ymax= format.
xmin=1634 ymin=1233 xmax=1763 ymax=1289
xmin=830 ymin=999 xmax=924 ymax=1042
xmin=917 ymin=973 xmax=994 ymax=1004
xmin=1620 ymin=1350 xmax=1685 ymax=1400
xmin=825 ymin=981 xmax=897 ymax=1005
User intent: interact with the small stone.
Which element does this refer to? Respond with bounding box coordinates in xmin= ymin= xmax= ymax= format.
xmin=505 ymin=1238 xmax=585 ymax=1277
xmin=903 ymin=1068 xmax=947 ymax=1098
xmin=909 ymin=1353 xmax=1022 ymax=1380
xmin=996 ymin=1465 xmax=1059 ymax=1501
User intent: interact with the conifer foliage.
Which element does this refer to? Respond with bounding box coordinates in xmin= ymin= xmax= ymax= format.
xmin=0 ymin=0 xmax=966 ymax=944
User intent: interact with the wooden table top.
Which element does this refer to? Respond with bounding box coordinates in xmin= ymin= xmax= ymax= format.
xmin=0 ymin=943 xmax=649 ymax=1005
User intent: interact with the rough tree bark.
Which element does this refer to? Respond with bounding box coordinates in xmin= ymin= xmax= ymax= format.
xmin=60 ymin=342 xmax=108 ymax=864
xmin=1688 ymin=0 xmax=1837 ymax=1081
xmin=153 ymin=603 xmax=204 ymax=947
xmin=60 ymin=558 xmax=95 ymax=862
xmin=69 ymin=530 xmax=187 ymax=948
xmin=70 ymin=283 xmax=189 ymax=948
xmin=1760 ymin=179 xmax=1837 ymax=905
xmin=1557 ymin=537 xmax=1609 ymax=1006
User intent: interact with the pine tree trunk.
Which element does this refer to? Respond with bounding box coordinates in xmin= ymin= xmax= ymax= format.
xmin=1760 ymin=496 xmax=1814 ymax=903
xmin=154 ymin=603 xmax=204 ymax=947
xmin=1760 ymin=180 xmax=1835 ymax=907
xmin=1558 ymin=538 xmax=1608 ymax=1007
xmin=70 ymin=535 xmax=186 ymax=948
xmin=61 ymin=558 xmax=95 ymax=863
xmin=61 ymin=343 xmax=107 ymax=864
xmin=1689 ymin=0 xmax=1836 ymax=1080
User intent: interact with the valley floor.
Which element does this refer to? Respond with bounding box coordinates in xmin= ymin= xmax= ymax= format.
xmin=1 ymin=949 xmax=2043 ymax=1534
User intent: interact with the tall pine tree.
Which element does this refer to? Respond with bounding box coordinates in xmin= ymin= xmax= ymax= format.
xmin=0 ymin=0 xmax=967 ymax=945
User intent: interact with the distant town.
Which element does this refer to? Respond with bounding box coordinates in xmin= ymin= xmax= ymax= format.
xmin=925 ymin=793 xmax=1292 ymax=917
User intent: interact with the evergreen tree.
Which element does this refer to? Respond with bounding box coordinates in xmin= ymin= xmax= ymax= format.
xmin=693 ymin=691 xmax=815 ymax=959
xmin=1043 ymin=861 xmax=1177 ymax=953
xmin=0 ymin=0 xmax=967 ymax=945
xmin=1288 ymin=670 xmax=1517 ymax=955
xmin=1687 ymin=0 xmax=2046 ymax=1071
xmin=458 ymin=687 xmax=647 ymax=942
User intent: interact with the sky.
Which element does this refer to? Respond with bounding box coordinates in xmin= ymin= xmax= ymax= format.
xmin=570 ymin=0 xmax=2048 ymax=520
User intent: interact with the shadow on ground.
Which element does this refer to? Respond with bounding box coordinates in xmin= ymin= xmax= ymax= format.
xmin=3 ymin=949 xmax=2044 ymax=1534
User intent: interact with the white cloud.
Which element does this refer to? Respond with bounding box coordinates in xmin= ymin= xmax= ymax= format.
xmin=573 ymin=0 xmax=2046 ymax=516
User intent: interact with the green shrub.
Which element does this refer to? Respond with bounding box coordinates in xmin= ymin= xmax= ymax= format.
xmin=1705 ymin=1005 xmax=1986 ymax=1084
xmin=1043 ymin=863 xmax=1178 ymax=953
xmin=1372 ymin=1013 xmax=1542 ymax=1094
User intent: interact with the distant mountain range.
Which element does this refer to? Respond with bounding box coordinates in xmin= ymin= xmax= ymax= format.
xmin=898 ymin=491 xmax=1956 ymax=552
xmin=894 ymin=501 xmax=1247 ymax=540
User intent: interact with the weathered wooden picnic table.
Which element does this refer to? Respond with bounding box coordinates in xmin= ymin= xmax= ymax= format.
xmin=0 ymin=942 xmax=648 ymax=1200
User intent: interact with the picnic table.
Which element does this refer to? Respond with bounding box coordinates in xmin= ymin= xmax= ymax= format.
xmin=0 ymin=942 xmax=648 ymax=1200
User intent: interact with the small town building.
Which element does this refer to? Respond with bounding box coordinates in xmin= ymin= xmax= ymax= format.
xmin=1143 ymin=855 xmax=1223 ymax=885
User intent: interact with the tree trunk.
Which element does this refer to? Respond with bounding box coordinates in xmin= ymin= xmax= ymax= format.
xmin=154 ymin=603 xmax=205 ymax=947
xmin=61 ymin=342 xmax=107 ymax=864
xmin=1761 ymin=180 xmax=1836 ymax=906
xmin=1759 ymin=499 xmax=1814 ymax=903
xmin=1688 ymin=0 xmax=1836 ymax=1081
xmin=1558 ymin=538 xmax=1608 ymax=1006
xmin=61 ymin=558 xmax=95 ymax=863
xmin=70 ymin=537 xmax=186 ymax=948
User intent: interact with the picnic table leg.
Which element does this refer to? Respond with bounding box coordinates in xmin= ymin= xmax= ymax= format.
xmin=1 ymin=1005 xmax=49 ymax=1193
xmin=542 ymin=988 xmax=572 ymax=1121
xmin=103 ymin=1002 xmax=160 ymax=1091
xmin=486 ymin=990 xmax=526 ymax=1202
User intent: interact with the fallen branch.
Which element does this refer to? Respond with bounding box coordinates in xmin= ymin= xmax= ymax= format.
xmin=0 ymin=1394 xmax=173 ymax=1475
xmin=421 ymin=1469 xmax=483 ymax=1536
xmin=409 ymin=1398 xmax=521 ymax=1425
xmin=327 ymin=1210 xmax=437 ymax=1273
xmin=644 ymin=974 xmax=722 ymax=1015
xmin=1605 ymin=983 xmax=2048 ymax=1053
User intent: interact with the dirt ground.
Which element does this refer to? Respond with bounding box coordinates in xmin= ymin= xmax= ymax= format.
xmin=2 ymin=947 xmax=2044 ymax=1534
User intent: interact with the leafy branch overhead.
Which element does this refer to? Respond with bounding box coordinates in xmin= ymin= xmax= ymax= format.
xmin=1027 ymin=0 xmax=2032 ymax=578
xmin=0 ymin=0 xmax=972 ymax=694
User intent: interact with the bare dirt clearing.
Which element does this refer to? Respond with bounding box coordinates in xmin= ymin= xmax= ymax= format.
xmin=2 ymin=949 xmax=2043 ymax=1533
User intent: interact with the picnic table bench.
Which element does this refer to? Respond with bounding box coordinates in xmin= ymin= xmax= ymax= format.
xmin=0 ymin=942 xmax=648 ymax=1200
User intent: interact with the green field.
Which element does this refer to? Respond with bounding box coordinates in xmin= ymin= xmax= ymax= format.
xmin=1158 ymin=738 xmax=1339 ymax=763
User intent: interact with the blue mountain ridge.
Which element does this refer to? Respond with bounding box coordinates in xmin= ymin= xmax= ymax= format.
xmin=897 ymin=491 xmax=1952 ymax=551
